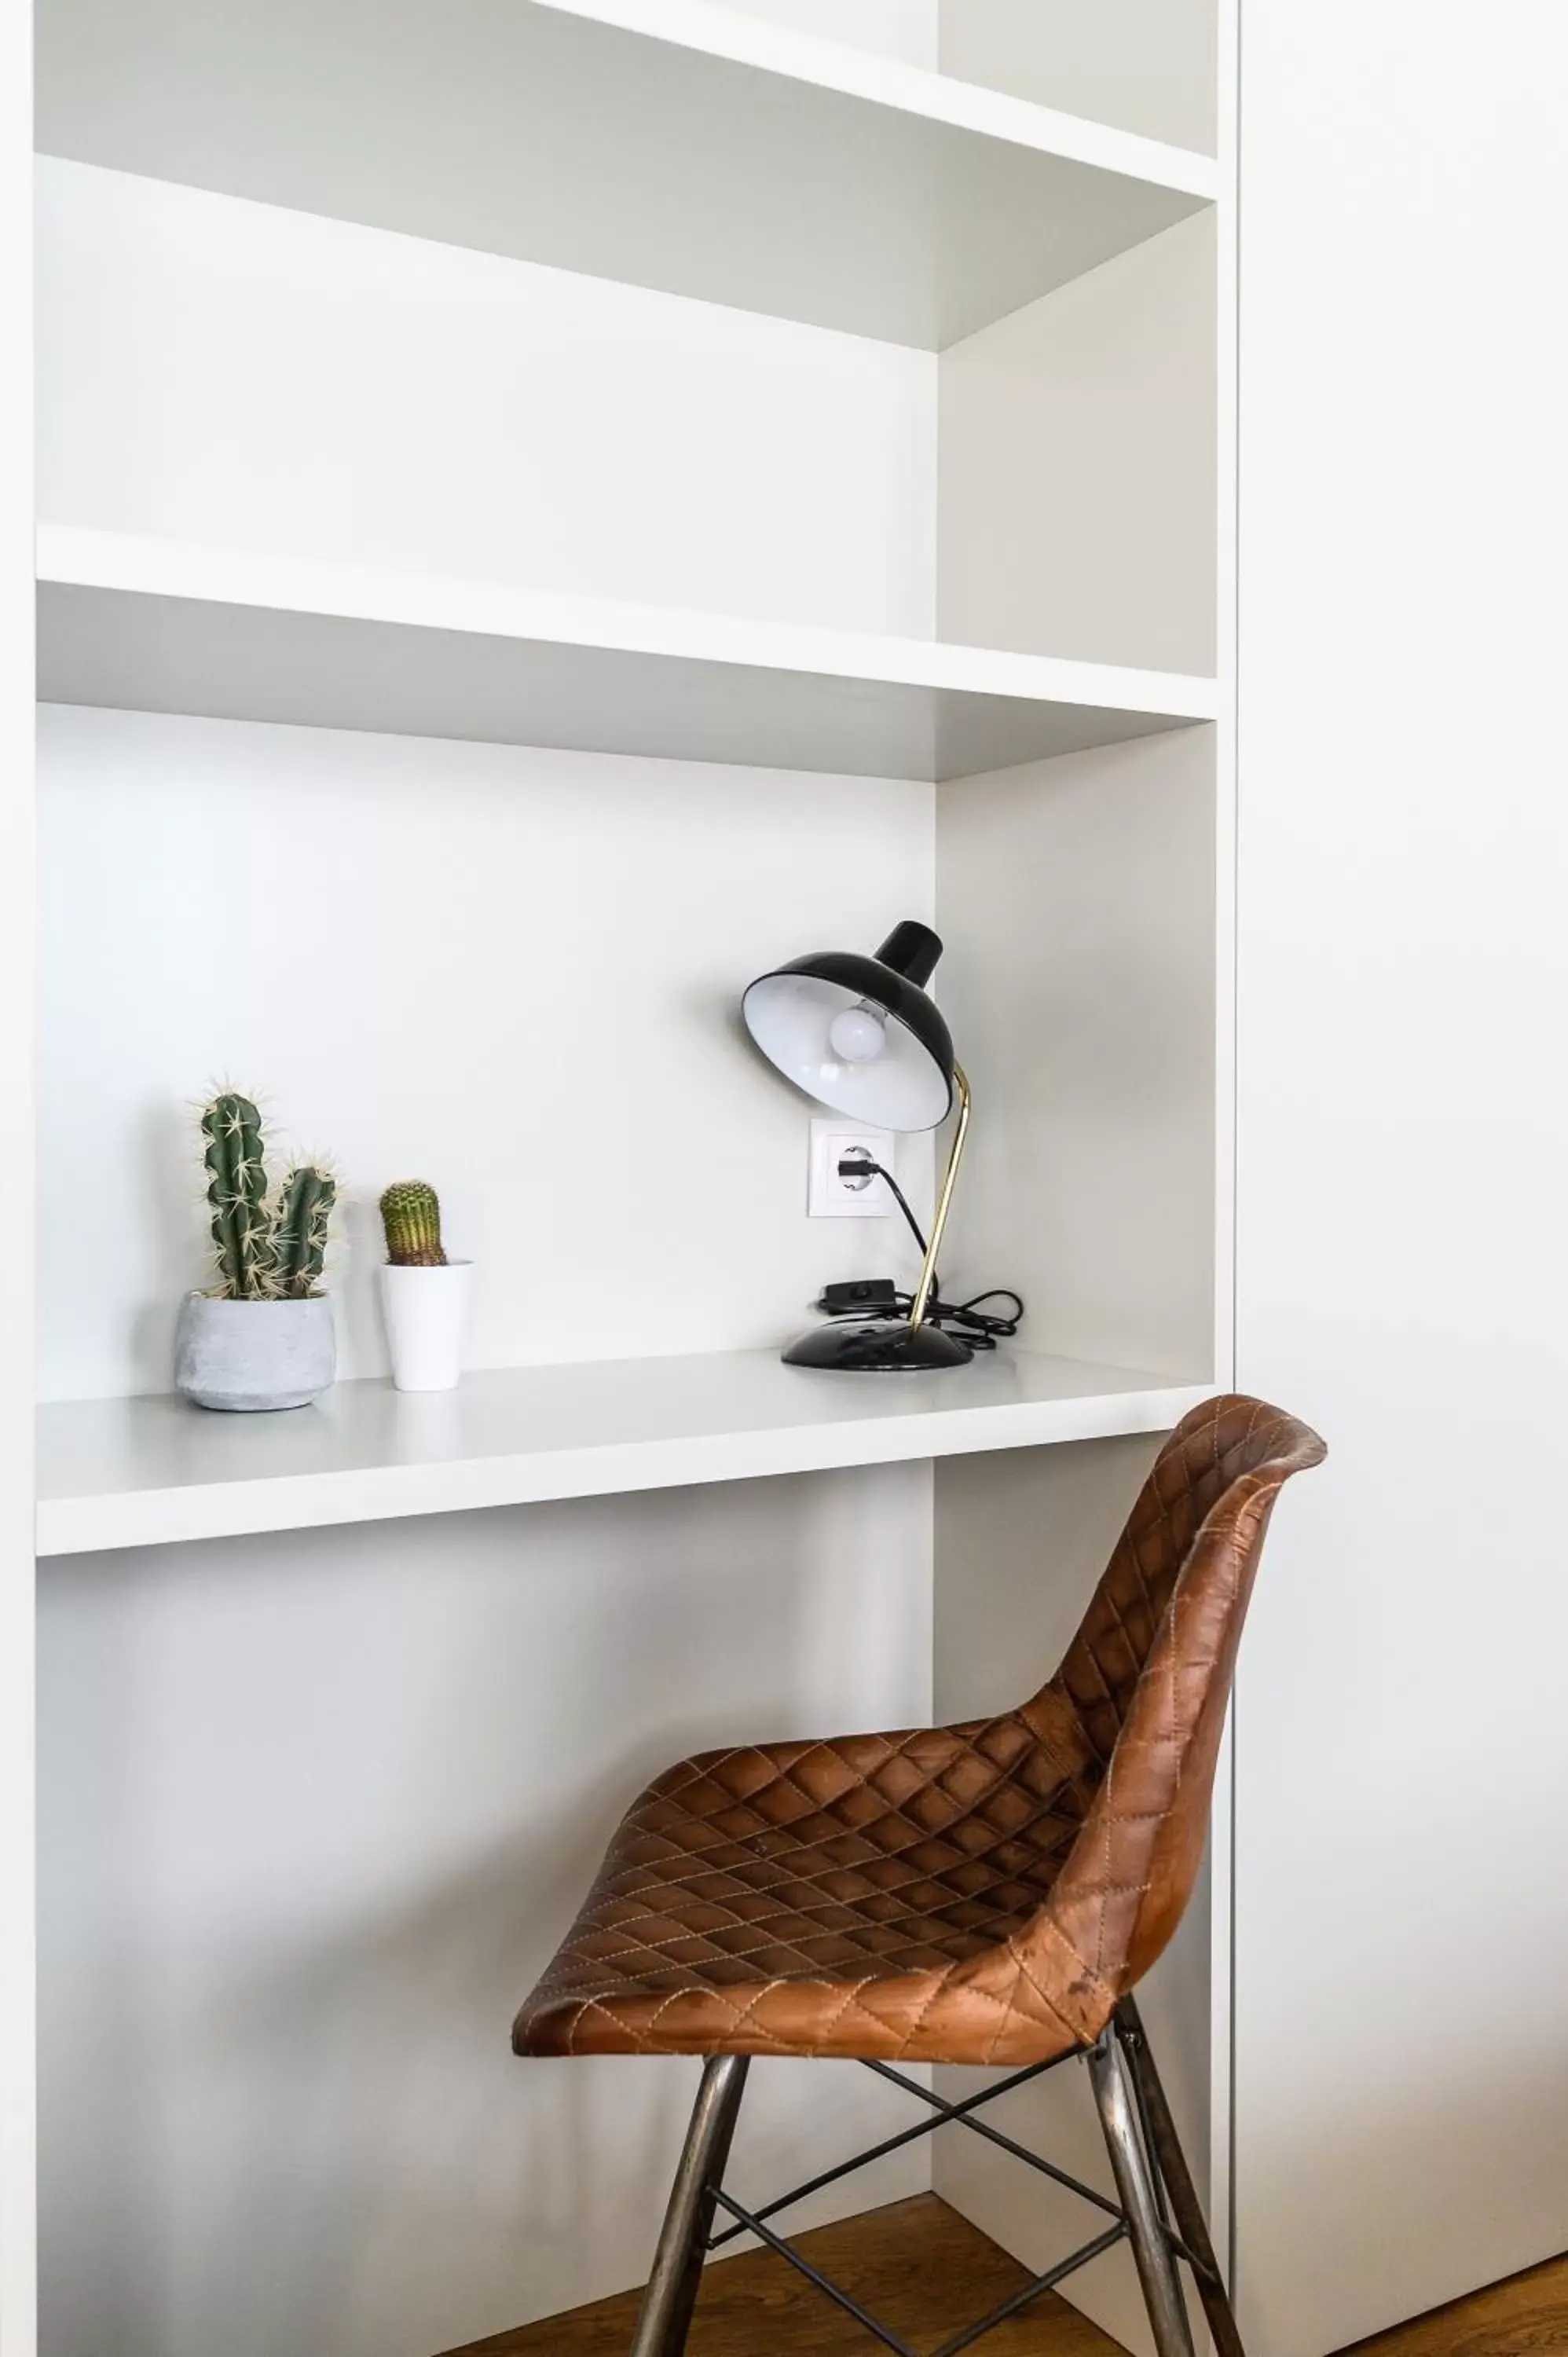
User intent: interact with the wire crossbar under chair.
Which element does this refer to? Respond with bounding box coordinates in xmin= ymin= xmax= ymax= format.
xmin=512 ymin=1395 xmax=1324 ymax=2356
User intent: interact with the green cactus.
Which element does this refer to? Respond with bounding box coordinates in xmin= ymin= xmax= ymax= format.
xmin=197 ymin=1092 xmax=340 ymax=1301
xmin=266 ymin=1164 xmax=337 ymax=1299
xmin=201 ymin=1092 xmax=271 ymax=1299
xmin=379 ymin=1180 xmax=446 ymax=1266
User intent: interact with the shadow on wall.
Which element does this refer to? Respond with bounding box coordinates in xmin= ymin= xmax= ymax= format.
xmin=198 ymin=1813 xmax=688 ymax=2355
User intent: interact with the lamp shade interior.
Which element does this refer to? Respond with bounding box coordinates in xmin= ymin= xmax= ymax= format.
xmin=742 ymin=931 xmax=954 ymax=1130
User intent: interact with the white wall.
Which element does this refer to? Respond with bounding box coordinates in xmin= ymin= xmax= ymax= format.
xmin=0 ymin=0 xmax=35 ymax=2350
xmin=939 ymin=214 xmax=1216 ymax=676
xmin=36 ymin=703 xmax=936 ymax=1402
xmin=1236 ymin=2 xmax=1568 ymax=2351
xmin=936 ymin=727 xmax=1216 ymax=1384
xmin=38 ymin=1463 xmax=933 ymax=2357
xmin=940 ymin=0 xmax=1217 ymax=156
xmin=36 ymin=161 xmax=937 ymax=639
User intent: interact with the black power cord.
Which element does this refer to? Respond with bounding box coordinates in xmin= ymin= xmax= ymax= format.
xmin=822 ymin=1156 xmax=1024 ymax=1351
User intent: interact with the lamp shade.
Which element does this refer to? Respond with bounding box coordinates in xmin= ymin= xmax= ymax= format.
xmin=742 ymin=920 xmax=954 ymax=1131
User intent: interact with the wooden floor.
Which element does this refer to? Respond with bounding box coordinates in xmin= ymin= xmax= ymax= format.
xmin=443 ymin=2194 xmax=1568 ymax=2357
xmin=1337 ymin=2245 xmax=1568 ymax=2357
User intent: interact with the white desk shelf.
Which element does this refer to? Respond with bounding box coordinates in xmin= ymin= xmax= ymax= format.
xmin=36 ymin=530 xmax=1218 ymax=783
xmin=36 ymin=1349 xmax=1212 ymax=1557
xmin=37 ymin=0 xmax=1217 ymax=349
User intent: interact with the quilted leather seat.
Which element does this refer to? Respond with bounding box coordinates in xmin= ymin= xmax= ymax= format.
xmin=515 ymin=1395 xmax=1324 ymax=2069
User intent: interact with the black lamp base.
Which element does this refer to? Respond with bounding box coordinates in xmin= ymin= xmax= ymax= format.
xmin=782 ymin=1318 xmax=974 ymax=1371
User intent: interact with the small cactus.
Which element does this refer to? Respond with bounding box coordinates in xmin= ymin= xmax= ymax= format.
xmin=202 ymin=1092 xmax=271 ymax=1300
xmin=266 ymin=1164 xmax=337 ymax=1300
xmin=380 ymin=1180 xmax=446 ymax=1266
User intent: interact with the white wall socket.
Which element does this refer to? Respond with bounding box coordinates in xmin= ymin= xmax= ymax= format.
xmin=808 ymin=1120 xmax=896 ymax=1218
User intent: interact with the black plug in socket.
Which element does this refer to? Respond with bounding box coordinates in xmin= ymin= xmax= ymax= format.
xmin=817 ymin=1277 xmax=899 ymax=1314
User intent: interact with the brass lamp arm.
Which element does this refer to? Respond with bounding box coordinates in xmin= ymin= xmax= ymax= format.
xmin=909 ymin=1064 xmax=970 ymax=1330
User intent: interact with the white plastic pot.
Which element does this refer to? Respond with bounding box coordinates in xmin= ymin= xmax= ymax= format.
xmin=174 ymin=1292 xmax=336 ymax=1412
xmin=379 ymin=1260 xmax=474 ymax=1392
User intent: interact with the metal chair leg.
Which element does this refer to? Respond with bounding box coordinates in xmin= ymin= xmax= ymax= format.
xmin=1117 ymin=1996 xmax=1247 ymax=2357
xmin=629 ymin=2055 xmax=749 ymax=2357
xmin=1089 ymin=2025 xmax=1196 ymax=2357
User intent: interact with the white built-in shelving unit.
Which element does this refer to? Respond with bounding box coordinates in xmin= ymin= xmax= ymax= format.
xmin=27 ymin=2 xmax=1234 ymax=2352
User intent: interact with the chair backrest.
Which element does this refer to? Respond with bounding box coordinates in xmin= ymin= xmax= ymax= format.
xmin=1019 ymin=1395 xmax=1325 ymax=2027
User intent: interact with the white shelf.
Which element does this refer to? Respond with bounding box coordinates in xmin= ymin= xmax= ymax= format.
xmin=36 ymin=529 xmax=1218 ymax=782
xmin=36 ymin=1347 xmax=1213 ymax=1556
xmin=36 ymin=0 xmax=1217 ymax=349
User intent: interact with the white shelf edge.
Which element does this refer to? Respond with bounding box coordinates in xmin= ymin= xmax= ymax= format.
xmin=36 ymin=1350 xmax=1214 ymax=1556
xmin=535 ymin=0 xmax=1222 ymax=204
xmin=36 ymin=526 xmax=1221 ymax=731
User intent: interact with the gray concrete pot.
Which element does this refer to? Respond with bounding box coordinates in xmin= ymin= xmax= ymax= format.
xmin=174 ymin=1292 xmax=336 ymax=1412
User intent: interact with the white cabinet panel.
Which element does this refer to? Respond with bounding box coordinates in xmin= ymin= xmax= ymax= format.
xmin=1 ymin=0 xmax=35 ymax=2345
xmin=1236 ymin=2 xmax=1568 ymax=2348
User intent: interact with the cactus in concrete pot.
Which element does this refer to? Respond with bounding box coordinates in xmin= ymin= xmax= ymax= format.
xmin=178 ymin=1091 xmax=339 ymax=1410
xmin=379 ymin=1180 xmax=446 ymax=1266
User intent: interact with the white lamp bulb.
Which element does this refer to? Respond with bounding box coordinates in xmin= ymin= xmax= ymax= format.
xmin=828 ymin=1003 xmax=887 ymax=1064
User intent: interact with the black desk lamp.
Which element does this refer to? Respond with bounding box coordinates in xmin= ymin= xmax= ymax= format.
xmin=742 ymin=920 xmax=973 ymax=1370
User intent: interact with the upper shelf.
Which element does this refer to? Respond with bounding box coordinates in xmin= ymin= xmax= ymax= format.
xmin=35 ymin=0 xmax=1218 ymax=349
xmin=36 ymin=529 xmax=1218 ymax=783
xmin=37 ymin=1347 xmax=1212 ymax=1556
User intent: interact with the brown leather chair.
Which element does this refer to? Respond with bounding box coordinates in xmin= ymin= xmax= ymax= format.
xmin=515 ymin=1394 xmax=1324 ymax=2357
